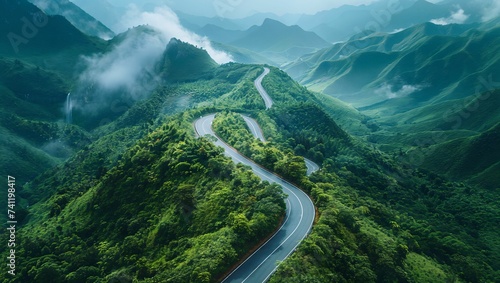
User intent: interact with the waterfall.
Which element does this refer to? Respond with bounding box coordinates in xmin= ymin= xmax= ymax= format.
xmin=66 ymin=93 xmax=72 ymax=124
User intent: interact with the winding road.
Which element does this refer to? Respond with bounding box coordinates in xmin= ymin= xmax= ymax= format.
xmin=241 ymin=114 xmax=319 ymax=176
xmin=194 ymin=68 xmax=317 ymax=283
xmin=241 ymin=115 xmax=266 ymax=142
xmin=304 ymin=158 xmax=320 ymax=176
xmin=254 ymin=68 xmax=273 ymax=110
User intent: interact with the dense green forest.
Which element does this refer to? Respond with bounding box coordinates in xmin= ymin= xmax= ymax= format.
xmin=0 ymin=57 xmax=289 ymax=282
xmin=1 ymin=108 xmax=286 ymax=283
xmin=212 ymin=69 xmax=499 ymax=282
xmin=212 ymin=111 xmax=307 ymax=183
xmin=1 ymin=62 xmax=498 ymax=283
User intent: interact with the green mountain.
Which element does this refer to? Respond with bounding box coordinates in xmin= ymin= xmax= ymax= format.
xmin=368 ymin=91 xmax=500 ymax=189
xmin=295 ymin=0 xmax=492 ymax=44
xmin=0 ymin=1 xmax=102 ymax=186
xmin=177 ymin=10 xmax=243 ymax=31
xmin=0 ymin=62 xmax=289 ymax=283
xmin=284 ymin=21 xmax=476 ymax=81
xmin=287 ymin=20 xmax=500 ymax=192
xmin=29 ymin=0 xmax=114 ymax=38
xmin=179 ymin=11 xmax=301 ymax=32
xmin=210 ymin=41 xmax=276 ymax=65
xmin=69 ymin=28 xmax=220 ymax=129
xmin=233 ymin=18 xmax=330 ymax=51
xmin=0 ymin=57 xmax=92 ymax=190
xmin=294 ymin=0 xmax=419 ymax=42
xmin=197 ymin=18 xmax=331 ymax=65
xmin=197 ymin=24 xmax=246 ymax=44
xmin=419 ymin=121 xmax=500 ymax=189
xmin=231 ymin=19 xmax=330 ymax=62
xmin=196 ymin=24 xmax=277 ymax=65
xmin=157 ymin=38 xmax=218 ymax=82
xmin=291 ymin=22 xmax=499 ymax=108
xmin=0 ymin=0 xmax=106 ymax=75
xmin=3 ymin=60 xmax=498 ymax=282
xmin=69 ymin=0 xmax=125 ymax=32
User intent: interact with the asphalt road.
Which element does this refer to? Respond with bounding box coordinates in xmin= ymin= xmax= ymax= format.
xmin=241 ymin=114 xmax=320 ymax=176
xmin=255 ymin=68 xmax=273 ymax=109
xmin=194 ymin=114 xmax=315 ymax=283
xmin=241 ymin=115 xmax=266 ymax=142
xmin=304 ymin=158 xmax=320 ymax=176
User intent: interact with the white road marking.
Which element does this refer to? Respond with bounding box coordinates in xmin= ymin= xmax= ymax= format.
xmin=193 ymin=67 xmax=316 ymax=283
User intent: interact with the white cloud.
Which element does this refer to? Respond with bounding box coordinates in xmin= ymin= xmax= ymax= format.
xmin=389 ymin=28 xmax=404 ymax=34
xmin=75 ymin=5 xmax=232 ymax=114
xmin=481 ymin=0 xmax=500 ymax=22
xmin=80 ymin=5 xmax=232 ymax=96
xmin=80 ymin=30 xmax=164 ymax=94
xmin=431 ymin=8 xmax=469 ymax=25
xmin=115 ymin=5 xmax=232 ymax=64
xmin=375 ymin=83 xmax=423 ymax=99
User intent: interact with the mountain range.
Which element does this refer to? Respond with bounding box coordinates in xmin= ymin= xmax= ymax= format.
xmin=283 ymin=18 xmax=500 ymax=190
xmin=178 ymin=0 xmax=489 ymax=43
xmin=28 ymin=0 xmax=114 ymax=38
xmin=197 ymin=18 xmax=331 ymax=65
xmin=69 ymin=0 xmax=125 ymax=32
xmin=288 ymin=20 xmax=499 ymax=106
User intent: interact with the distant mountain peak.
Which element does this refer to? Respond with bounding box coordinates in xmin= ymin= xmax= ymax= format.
xmin=168 ymin=37 xmax=181 ymax=45
xmin=411 ymin=0 xmax=438 ymax=8
xmin=231 ymin=18 xmax=330 ymax=54
xmin=262 ymin=18 xmax=285 ymax=27
xmin=28 ymin=0 xmax=114 ymax=38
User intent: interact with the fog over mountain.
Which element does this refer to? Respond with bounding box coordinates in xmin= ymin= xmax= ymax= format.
xmin=103 ymin=0 xmax=380 ymax=17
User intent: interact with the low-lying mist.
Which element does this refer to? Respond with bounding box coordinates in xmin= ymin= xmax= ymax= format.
xmin=73 ymin=5 xmax=232 ymax=128
xmin=375 ymin=83 xmax=426 ymax=100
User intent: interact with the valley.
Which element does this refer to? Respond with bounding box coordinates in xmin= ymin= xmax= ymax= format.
xmin=0 ymin=0 xmax=499 ymax=282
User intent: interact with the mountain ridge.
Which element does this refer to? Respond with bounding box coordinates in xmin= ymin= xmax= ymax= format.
xmin=29 ymin=0 xmax=114 ymax=38
xmin=291 ymin=23 xmax=500 ymax=108
xmin=197 ymin=18 xmax=330 ymax=65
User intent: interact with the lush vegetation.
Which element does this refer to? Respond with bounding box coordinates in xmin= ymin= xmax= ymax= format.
xmin=0 ymin=54 xmax=290 ymax=283
xmin=2 ymin=57 xmax=498 ymax=283
xmin=212 ymin=68 xmax=500 ymax=282
xmin=284 ymin=20 xmax=500 ymax=190
xmin=212 ymin=111 xmax=307 ymax=183
xmin=1 ymin=113 xmax=286 ymax=283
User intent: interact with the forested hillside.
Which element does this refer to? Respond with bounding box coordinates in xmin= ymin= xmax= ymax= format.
xmin=2 ymin=61 xmax=498 ymax=283
xmin=285 ymin=18 xmax=500 ymax=195
xmin=0 ymin=63 xmax=288 ymax=283
xmin=258 ymin=69 xmax=499 ymax=282
xmin=6 ymin=116 xmax=286 ymax=283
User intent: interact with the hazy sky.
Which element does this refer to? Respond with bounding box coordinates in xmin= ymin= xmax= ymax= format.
xmin=106 ymin=0 xmax=381 ymax=18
